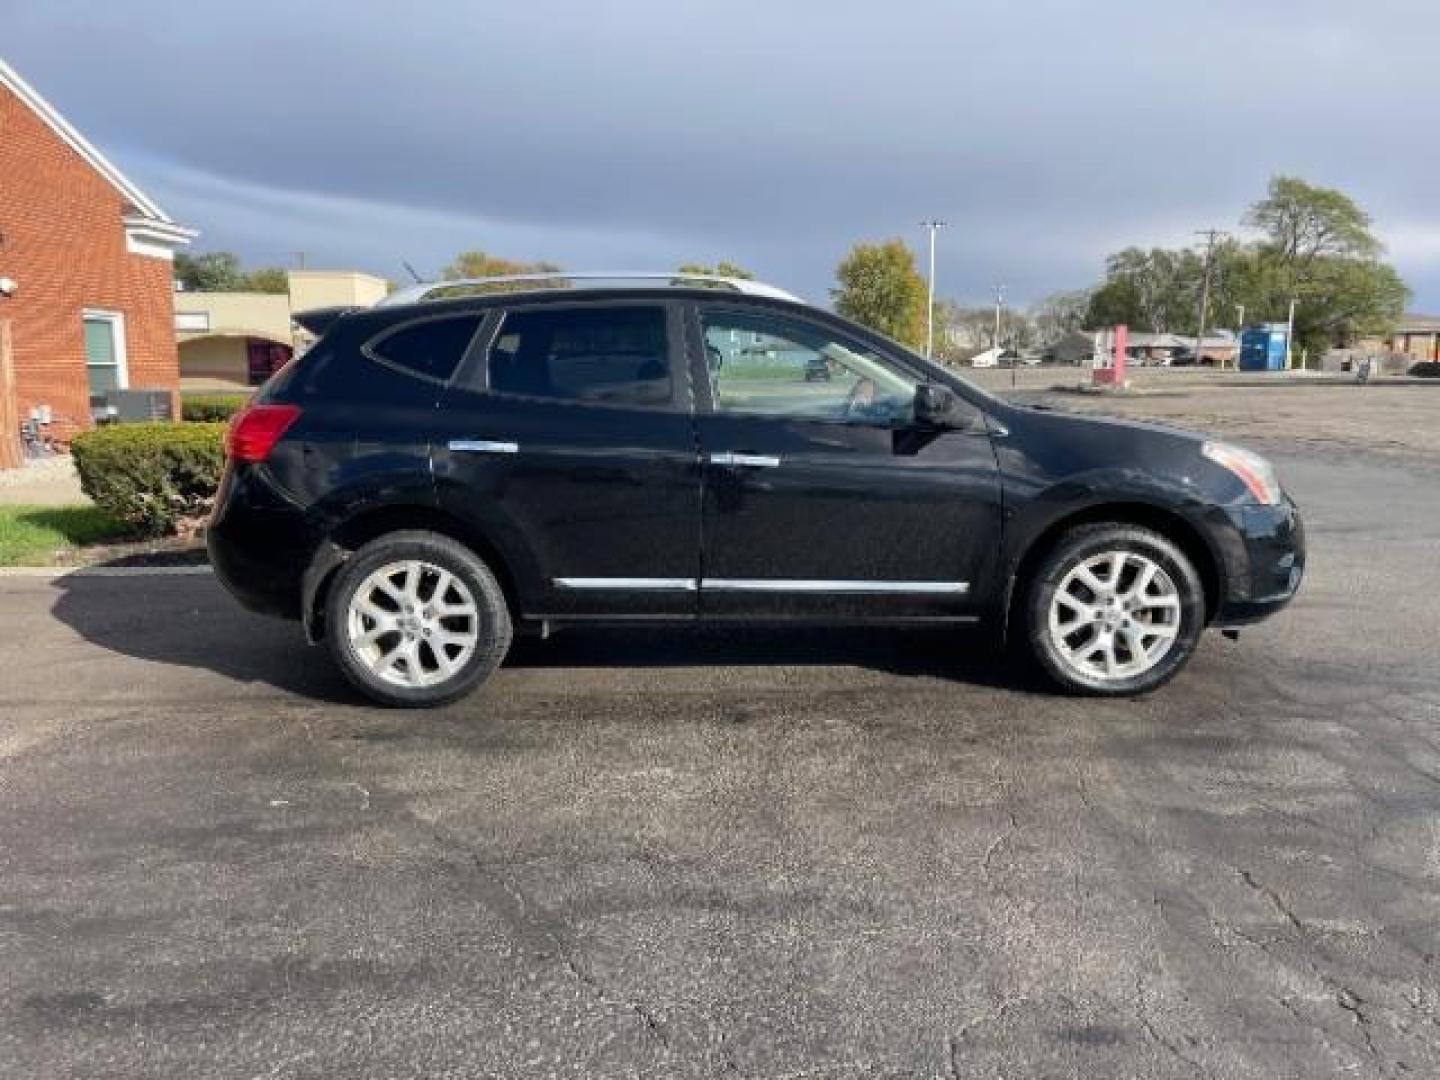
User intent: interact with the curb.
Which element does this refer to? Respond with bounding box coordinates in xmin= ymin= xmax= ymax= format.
xmin=0 ymin=565 xmax=213 ymax=579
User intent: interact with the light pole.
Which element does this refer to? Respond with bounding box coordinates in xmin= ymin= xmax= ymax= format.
xmin=1234 ymin=304 xmax=1244 ymax=371
xmin=920 ymin=220 xmax=946 ymax=358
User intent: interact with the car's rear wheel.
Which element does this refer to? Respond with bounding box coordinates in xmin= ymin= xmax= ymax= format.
xmin=325 ymin=530 xmax=512 ymax=707
xmin=1023 ymin=523 xmax=1205 ymax=696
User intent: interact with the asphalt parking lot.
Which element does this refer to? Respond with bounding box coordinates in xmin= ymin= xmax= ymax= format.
xmin=2 ymin=442 xmax=1438 ymax=1078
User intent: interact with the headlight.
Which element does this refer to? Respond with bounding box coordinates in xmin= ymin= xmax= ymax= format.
xmin=1202 ymin=441 xmax=1283 ymax=505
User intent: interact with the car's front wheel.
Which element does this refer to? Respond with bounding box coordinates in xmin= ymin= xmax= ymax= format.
xmin=1023 ymin=523 xmax=1205 ymax=695
xmin=325 ymin=530 xmax=512 ymax=707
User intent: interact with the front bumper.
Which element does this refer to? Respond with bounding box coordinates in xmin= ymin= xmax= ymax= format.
xmin=1210 ymin=497 xmax=1305 ymax=626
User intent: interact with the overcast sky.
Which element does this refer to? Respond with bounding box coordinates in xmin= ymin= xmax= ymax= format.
xmin=7 ymin=0 xmax=1439 ymax=311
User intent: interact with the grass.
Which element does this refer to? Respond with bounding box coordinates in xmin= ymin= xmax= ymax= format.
xmin=0 ymin=504 xmax=131 ymax=566
xmin=722 ymin=363 xmax=807 ymax=381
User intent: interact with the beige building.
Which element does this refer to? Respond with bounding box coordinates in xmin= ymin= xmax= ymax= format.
xmin=176 ymin=269 xmax=389 ymax=391
xmin=1383 ymin=313 xmax=1440 ymax=362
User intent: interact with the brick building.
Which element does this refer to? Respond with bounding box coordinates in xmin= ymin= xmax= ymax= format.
xmin=0 ymin=57 xmax=194 ymax=451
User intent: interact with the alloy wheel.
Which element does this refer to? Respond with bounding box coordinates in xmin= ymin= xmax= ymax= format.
xmin=344 ymin=560 xmax=480 ymax=688
xmin=1046 ymin=550 xmax=1182 ymax=683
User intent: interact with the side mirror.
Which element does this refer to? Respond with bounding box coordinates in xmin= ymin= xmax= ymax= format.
xmin=913 ymin=384 xmax=967 ymax=429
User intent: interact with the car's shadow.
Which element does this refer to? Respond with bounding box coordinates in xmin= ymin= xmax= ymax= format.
xmin=47 ymin=566 xmax=1049 ymax=703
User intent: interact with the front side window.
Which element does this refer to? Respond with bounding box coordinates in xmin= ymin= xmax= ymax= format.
xmin=702 ymin=311 xmax=916 ymax=424
xmin=368 ymin=314 xmax=483 ymax=383
xmin=488 ymin=306 xmax=671 ymax=407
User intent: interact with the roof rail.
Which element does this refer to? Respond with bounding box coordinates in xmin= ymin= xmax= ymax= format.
xmin=377 ymin=271 xmax=803 ymax=308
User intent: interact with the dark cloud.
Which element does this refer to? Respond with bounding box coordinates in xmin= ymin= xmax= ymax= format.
xmin=8 ymin=0 xmax=1438 ymax=308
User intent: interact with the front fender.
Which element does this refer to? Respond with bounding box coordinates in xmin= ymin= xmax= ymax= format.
xmin=994 ymin=466 xmax=1243 ymax=626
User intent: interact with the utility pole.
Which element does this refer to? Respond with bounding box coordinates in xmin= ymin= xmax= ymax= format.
xmin=993 ymin=284 xmax=1015 ymax=389
xmin=1193 ymin=229 xmax=1223 ymax=365
xmin=1233 ymin=304 xmax=1245 ymax=371
xmin=920 ymin=220 xmax=946 ymax=359
xmin=1285 ymin=297 xmax=1297 ymax=370
xmin=993 ymin=284 xmax=1004 ymax=350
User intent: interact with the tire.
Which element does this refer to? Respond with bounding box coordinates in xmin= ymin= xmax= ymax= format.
xmin=1022 ymin=523 xmax=1205 ymax=696
xmin=324 ymin=530 xmax=512 ymax=707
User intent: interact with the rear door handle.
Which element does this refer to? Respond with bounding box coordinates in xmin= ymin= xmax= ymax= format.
xmin=449 ymin=439 xmax=519 ymax=454
xmin=710 ymin=452 xmax=780 ymax=468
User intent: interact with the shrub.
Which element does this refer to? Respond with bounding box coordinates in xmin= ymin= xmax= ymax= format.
xmin=71 ymin=422 xmax=227 ymax=537
xmin=182 ymin=393 xmax=251 ymax=422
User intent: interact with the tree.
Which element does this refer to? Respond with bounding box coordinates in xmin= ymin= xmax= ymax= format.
xmin=435 ymin=250 xmax=564 ymax=295
xmin=173 ymin=252 xmax=293 ymax=293
xmin=441 ymin=250 xmax=561 ymax=280
xmin=1081 ymin=177 xmax=1408 ymax=354
xmin=174 ymin=251 xmax=246 ymax=292
xmin=244 ymin=266 xmax=290 ymax=294
xmin=1030 ymin=289 xmax=1092 ymax=342
xmin=831 ymin=239 xmax=928 ymax=349
xmin=1242 ymin=176 xmax=1404 ymax=352
xmin=675 ymin=261 xmax=755 ymax=280
xmin=933 ymin=302 xmax=1034 ymax=358
xmin=1084 ymin=246 xmax=1215 ymax=334
xmin=1244 ymin=175 xmax=1380 ymax=264
xmin=673 ymin=261 xmax=756 ymax=290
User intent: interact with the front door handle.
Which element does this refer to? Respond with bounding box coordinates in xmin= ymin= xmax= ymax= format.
xmin=710 ymin=452 xmax=780 ymax=468
xmin=449 ymin=439 xmax=519 ymax=454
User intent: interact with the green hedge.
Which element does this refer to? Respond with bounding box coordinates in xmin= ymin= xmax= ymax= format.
xmin=181 ymin=393 xmax=251 ymax=422
xmin=71 ymin=422 xmax=227 ymax=537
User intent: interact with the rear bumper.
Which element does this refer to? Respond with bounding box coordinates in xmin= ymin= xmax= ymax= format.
xmin=207 ymin=464 xmax=314 ymax=620
xmin=1211 ymin=497 xmax=1305 ymax=627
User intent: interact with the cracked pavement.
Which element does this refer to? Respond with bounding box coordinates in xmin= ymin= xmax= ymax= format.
xmin=1 ymin=446 xmax=1438 ymax=1078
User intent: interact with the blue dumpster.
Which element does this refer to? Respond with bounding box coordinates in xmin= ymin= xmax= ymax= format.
xmin=1239 ymin=325 xmax=1288 ymax=371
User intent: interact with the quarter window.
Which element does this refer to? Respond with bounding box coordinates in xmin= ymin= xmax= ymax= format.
xmin=702 ymin=311 xmax=916 ymax=424
xmin=488 ymin=306 xmax=671 ymax=407
xmin=368 ymin=315 xmax=482 ymax=382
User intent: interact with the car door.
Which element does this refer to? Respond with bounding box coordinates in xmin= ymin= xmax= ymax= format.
xmin=689 ymin=302 xmax=1003 ymax=619
xmin=432 ymin=300 xmax=701 ymax=619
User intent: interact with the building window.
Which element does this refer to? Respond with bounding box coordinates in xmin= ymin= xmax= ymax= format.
xmin=82 ymin=311 xmax=128 ymax=397
xmin=246 ymin=339 xmax=293 ymax=385
xmin=175 ymin=311 xmax=211 ymax=332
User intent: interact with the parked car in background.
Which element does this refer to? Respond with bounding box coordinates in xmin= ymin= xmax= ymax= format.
xmin=209 ymin=273 xmax=1305 ymax=707
xmin=970 ymin=347 xmax=1001 ymax=368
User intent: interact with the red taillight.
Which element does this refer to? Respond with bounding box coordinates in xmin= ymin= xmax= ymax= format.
xmin=226 ymin=403 xmax=301 ymax=463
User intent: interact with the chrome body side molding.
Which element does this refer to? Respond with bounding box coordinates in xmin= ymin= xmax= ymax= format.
xmin=552 ymin=578 xmax=968 ymax=595
xmin=555 ymin=577 xmax=699 ymax=591
xmin=449 ymin=439 xmax=519 ymax=454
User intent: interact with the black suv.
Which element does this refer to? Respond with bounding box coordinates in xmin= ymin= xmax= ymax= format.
xmin=208 ymin=273 xmax=1304 ymax=706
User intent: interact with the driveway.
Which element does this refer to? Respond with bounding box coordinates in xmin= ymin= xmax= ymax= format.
xmin=1 ymin=447 xmax=1437 ymax=1078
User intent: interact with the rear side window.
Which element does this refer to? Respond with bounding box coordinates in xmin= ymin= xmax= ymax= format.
xmin=366 ymin=314 xmax=482 ymax=383
xmin=488 ymin=306 xmax=671 ymax=407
